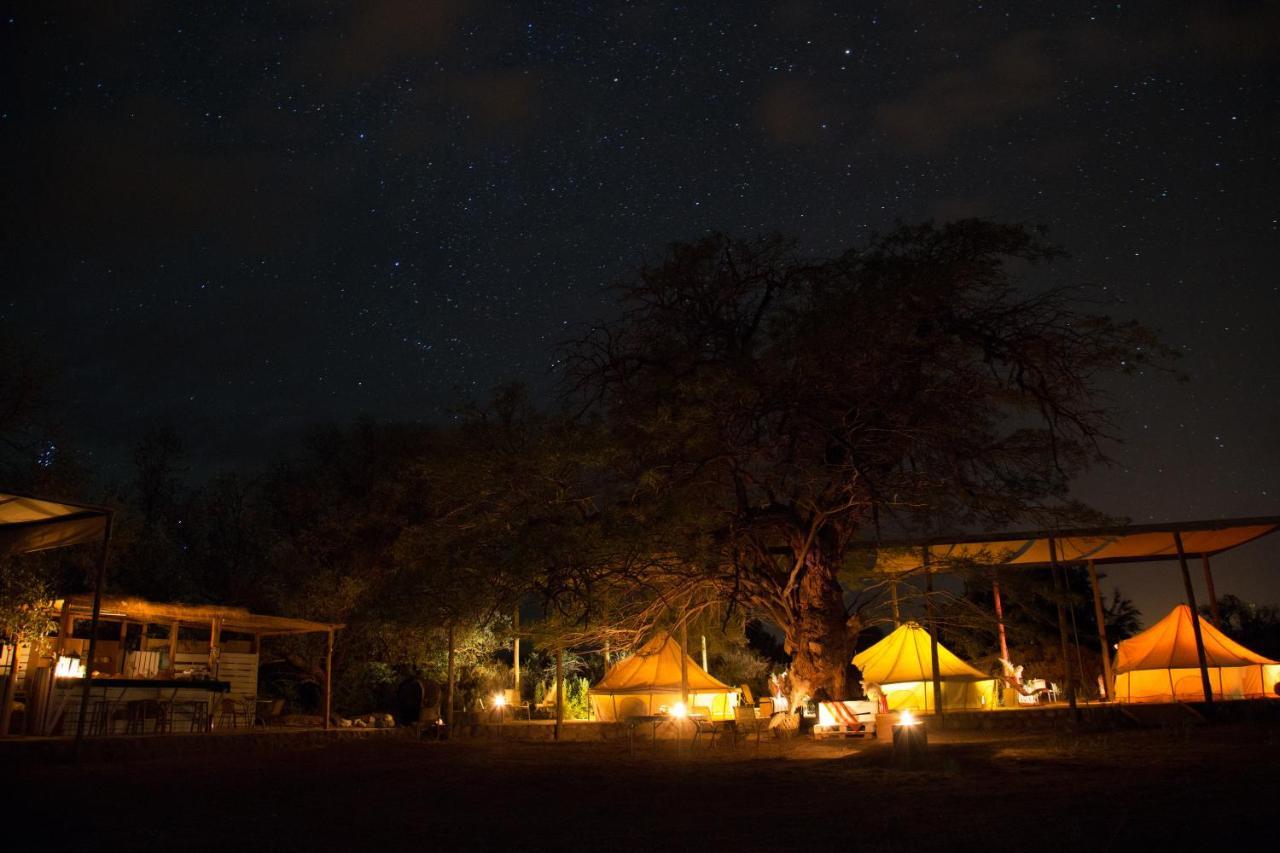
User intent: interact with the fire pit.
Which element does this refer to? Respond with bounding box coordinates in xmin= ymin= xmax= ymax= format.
xmin=891 ymin=709 xmax=927 ymax=768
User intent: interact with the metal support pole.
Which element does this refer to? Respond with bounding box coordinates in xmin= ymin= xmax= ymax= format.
xmin=554 ymin=645 xmax=564 ymax=740
xmin=512 ymin=606 xmax=521 ymax=697
xmin=1174 ymin=532 xmax=1214 ymax=704
xmin=701 ymin=634 xmax=708 ymax=673
xmin=323 ymin=629 xmax=334 ymax=730
xmin=74 ymin=512 xmax=113 ymax=759
xmin=1201 ymin=555 xmax=1222 ymax=627
xmin=923 ymin=548 xmax=943 ymax=715
xmin=445 ymin=623 xmax=456 ymax=727
xmin=1048 ymin=538 xmax=1078 ymax=714
xmin=891 ymin=579 xmax=901 ymax=625
xmin=1086 ymin=560 xmax=1114 ymax=701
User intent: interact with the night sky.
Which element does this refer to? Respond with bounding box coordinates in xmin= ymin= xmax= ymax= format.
xmin=4 ymin=2 xmax=1278 ymax=618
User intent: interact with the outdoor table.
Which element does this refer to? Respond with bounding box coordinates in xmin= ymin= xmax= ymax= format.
xmin=61 ymin=677 xmax=231 ymax=735
xmin=624 ymin=713 xmax=706 ymax=755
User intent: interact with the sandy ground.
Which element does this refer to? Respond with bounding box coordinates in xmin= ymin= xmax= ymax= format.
xmin=14 ymin=723 xmax=1279 ymax=852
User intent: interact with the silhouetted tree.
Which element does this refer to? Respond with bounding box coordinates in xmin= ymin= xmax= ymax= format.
xmin=566 ymin=221 xmax=1170 ymax=700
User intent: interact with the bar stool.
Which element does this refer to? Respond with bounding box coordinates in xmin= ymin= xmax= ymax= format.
xmin=126 ymin=699 xmax=169 ymax=734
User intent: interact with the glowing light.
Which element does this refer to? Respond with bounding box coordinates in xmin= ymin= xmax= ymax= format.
xmin=54 ymin=656 xmax=86 ymax=679
xmin=492 ymin=692 xmax=506 ymax=708
xmin=670 ymin=701 xmax=687 ymax=718
xmin=898 ymin=709 xmax=917 ymax=726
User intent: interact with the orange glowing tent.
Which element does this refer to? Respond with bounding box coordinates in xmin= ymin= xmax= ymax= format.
xmin=589 ymin=631 xmax=738 ymax=721
xmin=852 ymin=622 xmax=996 ymax=712
xmin=1114 ymin=605 xmax=1280 ymax=702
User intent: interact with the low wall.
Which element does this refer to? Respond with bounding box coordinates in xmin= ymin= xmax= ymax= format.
xmin=0 ymin=726 xmax=405 ymax=766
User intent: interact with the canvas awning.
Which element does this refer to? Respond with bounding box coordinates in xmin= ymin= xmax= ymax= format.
xmin=858 ymin=516 xmax=1280 ymax=573
xmin=59 ymin=595 xmax=343 ymax=637
xmin=591 ymin=632 xmax=735 ymax=694
xmin=0 ymin=492 xmax=111 ymax=555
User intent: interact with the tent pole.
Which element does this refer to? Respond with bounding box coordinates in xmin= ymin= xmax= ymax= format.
xmin=991 ymin=569 xmax=1009 ymax=662
xmin=323 ymin=629 xmax=333 ymax=730
xmin=1201 ymin=555 xmax=1222 ymax=627
xmin=1048 ymin=538 xmax=1077 ymax=715
xmin=1174 ymin=531 xmax=1214 ymax=705
xmin=923 ymin=548 xmax=943 ymax=715
xmin=73 ymin=512 xmax=113 ymax=760
xmin=1086 ymin=560 xmax=1115 ymax=701
xmin=891 ymin=580 xmax=901 ymax=626
xmin=701 ymin=634 xmax=708 ymax=673
xmin=679 ymin=618 xmax=690 ymax=706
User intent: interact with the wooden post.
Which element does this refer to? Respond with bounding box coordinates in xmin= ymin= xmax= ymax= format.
xmin=603 ymin=637 xmax=611 ymax=666
xmin=445 ymin=623 xmax=456 ymax=727
xmin=167 ymin=621 xmax=180 ymax=675
xmin=1086 ymin=560 xmax=1115 ymax=701
xmin=890 ymin=579 xmax=901 ymax=625
xmin=554 ymin=645 xmax=564 ymax=740
xmin=208 ymin=618 xmax=222 ymax=678
xmin=0 ymin=641 xmax=17 ymax=735
xmin=1048 ymin=538 xmax=1078 ymax=713
xmin=323 ymin=629 xmax=334 ymax=730
xmin=701 ymin=634 xmax=708 ymax=673
xmin=58 ymin=599 xmax=72 ymax=655
xmin=1201 ymin=555 xmax=1222 ymax=627
xmin=512 ymin=606 xmax=521 ymax=698
xmin=74 ymin=512 xmax=113 ymax=759
xmin=1174 ymin=531 xmax=1214 ymax=705
xmin=923 ymin=548 xmax=943 ymax=715
xmin=991 ymin=569 xmax=1009 ymax=662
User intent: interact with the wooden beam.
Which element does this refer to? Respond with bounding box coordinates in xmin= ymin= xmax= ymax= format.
xmin=991 ymin=569 xmax=1009 ymax=662
xmin=1048 ymin=538 xmax=1078 ymax=714
xmin=1174 ymin=531 xmax=1214 ymax=705
xmin=1086 ymin=560 xmax=1115 ymax=700
xmin=1202 ymin=555 xmax=1222 ymax=627
xmin=924 ymin=548 xmax=943 ymax=715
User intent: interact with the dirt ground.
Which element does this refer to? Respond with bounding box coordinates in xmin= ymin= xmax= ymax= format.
xmin=14 ymin=723 xmax=1279 ymax=852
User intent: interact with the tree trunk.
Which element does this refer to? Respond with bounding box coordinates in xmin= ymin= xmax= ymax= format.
xmin=785 ymin=551 xmax=854 ymax=704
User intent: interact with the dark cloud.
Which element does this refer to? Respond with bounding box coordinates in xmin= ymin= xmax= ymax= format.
xmin=876 ymin=31 xmax=1055 ymax=153
xmin=288 ymin=0 xmax=475 ymax=87
xmin=758 ymin=79 xmax=842 ymax=146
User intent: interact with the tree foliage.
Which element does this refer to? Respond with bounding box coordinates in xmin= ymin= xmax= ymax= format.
xmin=565 ymin=221 xmax=1171 ymax=698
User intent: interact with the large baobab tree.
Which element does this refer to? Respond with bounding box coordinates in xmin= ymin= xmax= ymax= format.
xmin=566 ymin=221 xmax=1169 ymax=701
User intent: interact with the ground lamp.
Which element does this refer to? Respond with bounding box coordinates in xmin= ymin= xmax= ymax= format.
xmin=892 ymin=709 xmax=927 ymax=768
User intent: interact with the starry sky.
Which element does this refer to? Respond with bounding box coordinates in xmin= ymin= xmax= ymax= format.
xmin=3 ymin=1 xmax=1278 ymax=618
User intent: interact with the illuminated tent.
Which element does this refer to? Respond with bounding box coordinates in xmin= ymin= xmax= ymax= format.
xmin=853 ymin=622 xmax=996 ymax=712
xmin=589 ymin=632 xmax=738 ymax=721
xmin=1113 ymin=605 xmax=1280 ymax=703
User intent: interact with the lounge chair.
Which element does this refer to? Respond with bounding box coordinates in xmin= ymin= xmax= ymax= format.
xmin=732 ymin=704 xmax=767 ymax=747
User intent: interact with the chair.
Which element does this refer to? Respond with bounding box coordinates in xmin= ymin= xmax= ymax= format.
xmin=502 ymin=689 xmax=531 ymax=721
xmin=171 ymin=699 xmax=210 ymax=732
xmin=690 ymin=706 xmax=723 ymax=747
xmin=126 ymin=699 xmax=169 ymax=735
xmin=733 ymin=705 xmax=767 ymax=747
xmin=216 ymin=697 xmax=244 ymax=729
xmin=739 ymin=683 xmax=756 ymax=706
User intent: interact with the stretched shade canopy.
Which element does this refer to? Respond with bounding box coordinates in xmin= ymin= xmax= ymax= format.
xmin=0 ymin=492 xmax=110 ymax=555
xmin=862 ymin=517 xmax=1280 ymax=573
